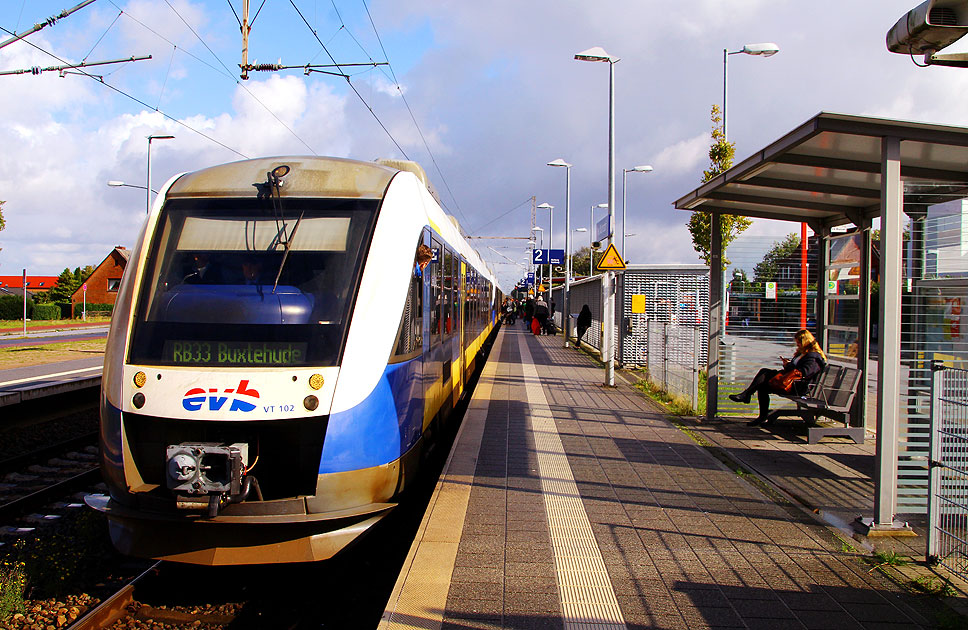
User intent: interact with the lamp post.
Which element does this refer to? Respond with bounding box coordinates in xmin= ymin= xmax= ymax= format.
xmin=622 ymin=165 xmax=653 ymax=261
xmin=532 ymin=227 xmax=543 ymax=294
xmin=590 ymin=203 xmax=607 ymax=252
xmin=146 ymin=134 xmax=175 ymax=214
xmin=723 ymin=43 xmax=778 ymax=141
xmin=107 ymin=181 xmax=157 ymax=194
xmin=575 ymin=46 xmax=619 ymax=386
xmin=537 ymin=203 xmax=554 ymax=295
xmin=547 ymin=158 xmax=572 ymax=345
xmin=572 ymin=228 xmax=587 ymax=279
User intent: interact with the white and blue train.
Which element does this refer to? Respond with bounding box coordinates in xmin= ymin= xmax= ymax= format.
xmin=86 ymin=156 xmax=501 ymax=564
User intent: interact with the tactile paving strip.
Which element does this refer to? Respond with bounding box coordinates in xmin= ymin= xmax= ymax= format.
xmin=518 ymin=336 xmax=627 ymax=630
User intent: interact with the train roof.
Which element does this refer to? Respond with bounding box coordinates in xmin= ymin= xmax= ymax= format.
xmin=166 ymin=156 xmax=403 ymax=200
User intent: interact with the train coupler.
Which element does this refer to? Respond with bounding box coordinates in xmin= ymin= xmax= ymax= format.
xmin=166 ymin=443 xmax=253 ymax=515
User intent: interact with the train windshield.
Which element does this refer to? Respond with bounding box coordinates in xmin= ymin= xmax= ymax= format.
xmin=128 ymin=197 xmax=378 ymax=367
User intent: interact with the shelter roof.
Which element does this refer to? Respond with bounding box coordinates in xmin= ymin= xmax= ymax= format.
xmin=674 ymin=112 xmax=968 ymax=230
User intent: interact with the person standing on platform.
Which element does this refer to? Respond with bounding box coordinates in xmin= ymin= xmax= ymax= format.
xmin=576 ymin=304 xmax=592 ymax=347
xmin=534 ymin=297 xmax=550 ymax=335
xmin=524 ymin=298 xmax=535 ymax=329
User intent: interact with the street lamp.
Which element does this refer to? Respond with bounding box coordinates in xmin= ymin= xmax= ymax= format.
xmin=590 ymin=203 xmax=608 ymax=252
xmin=622 ymin=165 xmax=653 ymax=261
xmin=723 ymin=43 xmax=778 ymax=140
xmin=576 ymin=45 xmax=620 ymax=385
xmin=547 ymin=158 xmax=572 ymax=345
xmin=572 ymin=228 xmax=587 ymax=279
xmin=146 ymin=134 xmax=175 ymax=214
xmin=107 ymin=180 xmax=157 ymax=194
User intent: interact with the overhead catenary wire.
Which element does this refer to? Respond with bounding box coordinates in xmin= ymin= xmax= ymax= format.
xmin=288 ymin=0 xmax=409 ymax=160
xmin=162 ymin=0 xmax=317 ymax=155
xmin=358 ymin=0 xmax=467 ymax=228
xmin=0 ymin=24 xmax=249 ymax=160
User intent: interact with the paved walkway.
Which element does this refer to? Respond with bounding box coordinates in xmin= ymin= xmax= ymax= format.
xmin=382 ymin=326 xmax=965 ymax=629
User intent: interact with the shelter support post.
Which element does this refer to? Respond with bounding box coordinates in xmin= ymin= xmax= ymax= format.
xmin=705 ymin=212 xmax=723 ymax=421
xmin=855 ymin=221 xmax=872 ymax=430
xmin=816 ymin=226 xmax=829 ymax=352
xmin=865 ymin=136 xmax=911 ymax=534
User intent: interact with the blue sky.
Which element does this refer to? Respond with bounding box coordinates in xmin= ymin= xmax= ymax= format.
xmin=2 ymin=1 xmax=968 ymax=289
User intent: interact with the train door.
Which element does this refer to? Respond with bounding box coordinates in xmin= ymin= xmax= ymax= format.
xmin=455 ymin=259 xmax=466 ymax=403
xmin=424 ymin=236 xmax=443 ymax=431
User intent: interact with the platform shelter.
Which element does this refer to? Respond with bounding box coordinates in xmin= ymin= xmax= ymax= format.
xmin=675 ymin=112 xmax=968 ymax=533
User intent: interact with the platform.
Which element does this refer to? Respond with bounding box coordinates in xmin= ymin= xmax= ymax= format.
xmin=0 ymin=358 xmax=102 ymax=407
xmin=381 ymin=325 xmax=962 ymax=630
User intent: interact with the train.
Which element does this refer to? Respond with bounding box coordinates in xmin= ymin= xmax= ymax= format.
xmin=86 ymin=156 xmax=501 ymax=564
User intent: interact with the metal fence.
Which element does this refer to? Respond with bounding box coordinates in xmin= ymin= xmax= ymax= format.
xmin=552 ymin=275 xmax=606 ymax=352
xmin=928 ymin=363 xmax=968 ymax=579
xmin=645 ymin=321 xmax=704 ymax=412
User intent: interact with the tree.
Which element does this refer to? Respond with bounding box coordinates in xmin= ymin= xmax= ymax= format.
xmin=753 ymin=233 xmax=801 ymax=283
xmin=570 ymin=246 xmax=593 ymax=278
xmin=686 ymin=105 xmax=752 ymax=270
xmin=0 ymin=200 xmax=5 ymax=252
xmin=46 ymin=268 xmax=80 ymax=303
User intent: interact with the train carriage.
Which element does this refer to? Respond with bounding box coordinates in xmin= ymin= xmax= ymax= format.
xmin=86 ymin=156 xmax=500 ymax=564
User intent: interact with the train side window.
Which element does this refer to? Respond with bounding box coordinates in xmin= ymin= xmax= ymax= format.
xmin=391 ymin=237 xmax=426 ymax=362
xmin=442 ymin=248 xmax=453 ymax=337
xmin=430 ymin=238 xmax=442 ymax=346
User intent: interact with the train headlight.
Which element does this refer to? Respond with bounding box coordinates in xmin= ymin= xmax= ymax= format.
xmin=133 ymin=371 xmax=147 ymax=388
xmin=309 ymin=374 xmax=324 ymax=390
xmin=303 ymin=395 xmax=319 ymax=411
xmin=132 ymin=392 xmax=146 ymax=409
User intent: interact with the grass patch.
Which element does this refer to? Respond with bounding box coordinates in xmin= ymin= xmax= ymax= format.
xmin=0 ymin=338 xmax=106 ymax=369
xmin=0 ymin=317 xmax=109 ymax=331
xmin=910 ymin=575 xmax=956 ymax=597
xmin=633 ymin=377 xmax=696 ymax=416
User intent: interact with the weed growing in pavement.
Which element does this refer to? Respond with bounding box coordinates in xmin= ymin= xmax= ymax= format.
xmin=0 ymin=561 xmax=27 ymax=618
xmin=633 ymin=378 xmax=695 ymax=415
xmin=910 ymin=575 xmax=956 ymax=597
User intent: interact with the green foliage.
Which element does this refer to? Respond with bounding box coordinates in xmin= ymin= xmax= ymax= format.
xmin=45 ymin=268 xmax=79 ymax=303
xmin=910 ymin=575 xmax=955 ymax=597
xmin=80 ymin=303 xmax=114 ymax=316
xmin=686 ymin=105 xmax=752 ymax=270
xmin=45 ymin=266 xmax=95 ymax=304
xmin=0 ymin=200 xmax=5 ymax=239
xmin=0 ymin=295 xmax=32 ymax=320
xmin=753 ymin=233 xmax=802 ymax=283
xmin=0 ymin=561 xmax=26 ymax=618
xmin=571 ymin=246 xmax=592 ymax=277
xmin=31 ymin=303 xmax=60 ymax=320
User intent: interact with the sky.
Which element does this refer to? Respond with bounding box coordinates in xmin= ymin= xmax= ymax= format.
xmin=2 ymin=0 xmax=968 ymax=290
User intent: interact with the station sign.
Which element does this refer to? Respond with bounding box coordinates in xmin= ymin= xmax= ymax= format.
xmin=532 ymin=249 xmax=565 ymax=265
xmin=596 ymin=216 xmax=611 ymax=242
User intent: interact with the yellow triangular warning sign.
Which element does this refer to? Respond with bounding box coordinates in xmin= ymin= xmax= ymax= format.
xmin=596 ymin=243 xmax=626 ymax=271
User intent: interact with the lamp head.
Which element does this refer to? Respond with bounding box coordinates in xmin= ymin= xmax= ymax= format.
xmin=107 ymin=180 xmax=125 ymax=187
xmin=741 ymin=43 xmax=779 ymax=56
xmin=537 ymin=203 xmax=554 ymax=210
xmin=148 ymin=134 xmax=175 ymax=141
xmin=532 ymin=226 xmax=544 ymax=232
xmin=575 ymin=228 xmax=588 ymax=233
xmin=575 ymin=46 xmax=619 ymax=63
xmin=596 ymin=203 xmax=608 ymax=208
xmin=547 ymin=158 xmax=572 ymax=168
xmin=632 ymin=165 xmax=653 ymax=173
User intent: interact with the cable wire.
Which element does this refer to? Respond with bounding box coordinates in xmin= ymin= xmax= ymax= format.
xmin=0 ymin=24 xmax=249 ymax=159
xmin=162 ymin=0 xmax=317 ymax=155
xmin=289 ymin=0 xmax=409 ymax=158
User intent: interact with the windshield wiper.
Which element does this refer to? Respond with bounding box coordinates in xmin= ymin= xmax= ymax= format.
xmin=263 ymin=165 xmax=298 ymax=294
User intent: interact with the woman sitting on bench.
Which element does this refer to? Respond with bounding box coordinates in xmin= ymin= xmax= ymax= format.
xmin=729 ymin=329 xmax=826 ymax=426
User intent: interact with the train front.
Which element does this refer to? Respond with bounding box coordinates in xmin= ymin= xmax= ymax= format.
xmin=87 ymin=157 xmax=407 ymax=565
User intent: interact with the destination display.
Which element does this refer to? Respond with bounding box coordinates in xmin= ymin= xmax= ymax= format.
xmin=164 ymin=340 xmax=309 ymax=366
